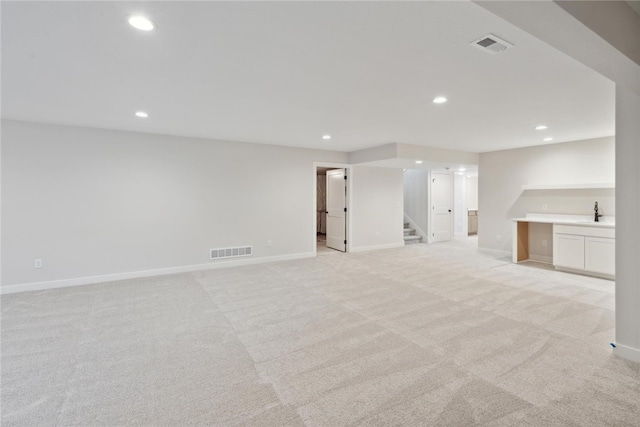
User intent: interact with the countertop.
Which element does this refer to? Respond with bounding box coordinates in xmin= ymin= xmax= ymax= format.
xmin=512 ymin=214 xmax=615 ymax=229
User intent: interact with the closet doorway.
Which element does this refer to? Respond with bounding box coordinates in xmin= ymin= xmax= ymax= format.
xmin=315 ymin=165 xmax=350 ymax=255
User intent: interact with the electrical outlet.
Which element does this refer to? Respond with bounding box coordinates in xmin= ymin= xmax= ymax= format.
xmin=375 ymin=231 xmax=380 ymax=237
xmin=267 ymin=240 xmax=272 ymax=247
xmin=34 ymin=259 xmax=42 ymax=269
xmin=496 ymin=235 xmax=501 ymax=242
xmin=542 ymin=239 xmax=547 ymax=247
xmin=542 ymin=203 xmax=548 ymax=211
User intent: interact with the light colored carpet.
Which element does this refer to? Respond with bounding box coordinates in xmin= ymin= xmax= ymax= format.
xmin=2 ymin=237 xmax=639 ymax=426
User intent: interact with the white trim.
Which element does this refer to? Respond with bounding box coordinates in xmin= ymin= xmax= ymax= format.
xmin=0 ymin=252 xmax=314 ymax=295
xmin=349 ymin=242 xmax=405 ymax=253
xmin=613 ymin=343 xmax=640 ymax=363
xmin=521 ymin=183 xmax=615 ymax=191
xmin=554 ymin=266 xmax=615 ymax=281
xmin=478 ymin=247 xmax=511 ymax=258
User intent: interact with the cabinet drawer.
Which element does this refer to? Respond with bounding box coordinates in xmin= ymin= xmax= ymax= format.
xmin=554 ymin=224 xmax=614 ymax=239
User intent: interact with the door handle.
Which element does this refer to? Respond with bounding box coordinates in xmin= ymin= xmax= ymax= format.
xmin=448 ymin=210 xmax=452 ymax=212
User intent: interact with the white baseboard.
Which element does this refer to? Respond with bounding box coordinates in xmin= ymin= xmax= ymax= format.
xmin=478 ymin=247 xmax=511 ymax=258
xmin=554 ymin=266 xmax=615 ymax=281
xmin=1 ymin=252 xmax=314 ymax=295
xmin=350 ymin=242 xmax=405 ymax=253
xmin=613 ymin=342 xmax=640 ymax=363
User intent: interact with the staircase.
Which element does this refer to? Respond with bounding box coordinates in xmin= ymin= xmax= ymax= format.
xmin=403 ymin=222 xmax=422 ymax=244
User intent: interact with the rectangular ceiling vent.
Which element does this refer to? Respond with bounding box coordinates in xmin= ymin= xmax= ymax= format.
xmin=471 ymin=34 xmax=513 ymax=54
xmin=210 ymin=246 xmax=252 ymax=260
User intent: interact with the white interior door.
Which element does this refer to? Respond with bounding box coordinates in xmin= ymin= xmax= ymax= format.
xmin=431 ymin=172 xmax=453 ymax=242
xmin=326 ymin=169 xmax=346 ymax=252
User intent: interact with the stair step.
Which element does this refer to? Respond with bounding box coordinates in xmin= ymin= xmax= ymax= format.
xmin=403 ymin=235 xmax=422 ymax=244
xmin=403 ymin=228 xmax=416 ymax=236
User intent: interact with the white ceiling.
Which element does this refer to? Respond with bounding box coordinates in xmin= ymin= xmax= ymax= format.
xmin=1 ymin=1 xmax=615 ymax=154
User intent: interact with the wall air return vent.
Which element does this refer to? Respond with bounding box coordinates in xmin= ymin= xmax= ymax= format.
xmin=470 ymin=34 xmax=513 ymax=54
xmin=210 ymin=246 xmax=252 ymax=260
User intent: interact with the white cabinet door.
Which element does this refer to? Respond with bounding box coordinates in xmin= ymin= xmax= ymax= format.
xmin=585 ymin=237 xmax=615 ymax=275
xmin=554 ymin=234 xmax=585 ymax=270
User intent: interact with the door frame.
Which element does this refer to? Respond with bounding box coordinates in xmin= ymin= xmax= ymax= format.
xmin=313 ymin=162 xmax=352 ymax=255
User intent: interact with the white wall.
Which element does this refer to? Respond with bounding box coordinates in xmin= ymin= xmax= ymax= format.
xmin=1 ymin=120 xmax=349 ymax=290
xmin=351 ymin=166 xmax=404 ymax=251
xmin=615 ymin=85 xmax=640 ymax=362
xmin=478 ymin=136 xmax=615 ymax=254
xmin=403 ymin=169 xmax=429 ymax=238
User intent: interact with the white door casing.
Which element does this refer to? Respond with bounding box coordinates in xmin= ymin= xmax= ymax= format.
xmin=431 ymin=172 xmax=453 ymax=243
xmin=326 ymin=169 xmax=347 ymax=252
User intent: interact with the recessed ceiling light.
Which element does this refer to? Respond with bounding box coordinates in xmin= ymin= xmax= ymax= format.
xmin=135 ymin=111 xmax=149 ymax=118
xmin=415 ymin=160 xmax=423 ymax=164
xmin=543 ymin=137 xmax=553 ymax=142
xmin=128 ymin=16 xmax=154 ymax=31
xmin=459 ymin=168 xmax=466 ymax=172
xmin=322 ymin=134 xmax=331 ymax=140
xmin=433 ymin=96 xmax=448 ymax=104
xmin=535 ymin=125 xmax=548 ymax=130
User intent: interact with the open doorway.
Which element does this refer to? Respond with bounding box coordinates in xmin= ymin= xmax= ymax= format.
xmin=404 ymin=165 xmax=477 ymax=246
xmin=453 ymin=171 xmax=479 ymax=238
xmin=452 ymin=169 xmax=479 ymax=249
xmin=403 ymin=168 xmax=456 ymax=244
xmin=315 ymin=164 xmax=350 ymax=255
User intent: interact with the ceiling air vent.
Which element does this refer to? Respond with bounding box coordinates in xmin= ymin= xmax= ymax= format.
xmin=470 ymin=34 xmax=513 ymax=54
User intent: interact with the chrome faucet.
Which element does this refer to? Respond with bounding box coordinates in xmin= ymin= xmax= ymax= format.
xmin=594 ymin=201 xmax=603 ymax=222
